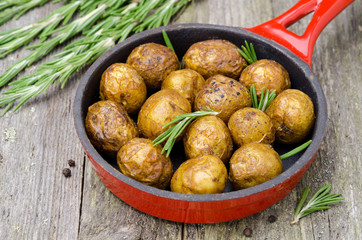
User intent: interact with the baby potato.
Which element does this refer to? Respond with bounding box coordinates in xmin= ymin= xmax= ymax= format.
xmin=117 ymin=138 xmax=173 ymax=190
xmin=137 ymin=89 xmax=191 ymax=140
xmin=183 ymin=116 xmax=233 ymax=163
xmin=126 ymin=42 xmax=179 ymax=90
xmin=265 ymin=89 xmax=315 ymax=144
xmin=194 ymin=74 xmax=251 ymax=123
xmin=171 ymin=155 xmax=227 ymax=194
xmin=85 ymin=100 xmax=139 ymax=157
xmin=228 ymin=107 xmax=275 ymax=147
xmin=100 ymin=63 xmax=147 ymax=115
xmin=240 ymin=59 xmax=290 ymax=98
xmin=229 ymin=143 xmax=283 ymax=190
xmin=183 ymin=39 xmax=246 ymax=79
xmin=161 ymin=69 xmax=205 ymax=107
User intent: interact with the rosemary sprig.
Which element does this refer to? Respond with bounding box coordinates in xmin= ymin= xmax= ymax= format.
xmin=0 ymin=0 xmax=83 ymax=58
xmin=0 ymin=0 xmax=31 ymax=11
xmin=292 ymin=184 xmax=344 ymax=224
xmin=153 ymin=108 xmax=218 ymax=157
xmin=250 ymin=84 xmax=276 ymax=111
xmin=280 ymin=140 xmax=312 ymax=160
xmin=0 ymin=0 xmax=114 ymax=88
xmin=0 ymin=0 xmax=191 ymax=115
xmin=0 ymin=0 xmax=50 ymax=26
xmin=238 ymin=40 xmax=257 ymax=64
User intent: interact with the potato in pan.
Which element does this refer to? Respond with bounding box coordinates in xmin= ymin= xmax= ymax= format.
xmin=183 ymin=39 xmax=246 ymax=79
xmin=126 ymin=42 xmax=179 ymax=90
xmin=85 ymin=100 xmax=139 ymax=157
xmin=194 ymin=74 xmax=251 ymax=123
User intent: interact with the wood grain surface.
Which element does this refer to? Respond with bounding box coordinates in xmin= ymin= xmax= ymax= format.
xmin=0 ymin=0 xmax=360 ymax=239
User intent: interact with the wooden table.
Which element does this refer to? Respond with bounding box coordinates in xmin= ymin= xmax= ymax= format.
xmin=0 ymin=0 xmax=360 ymax=239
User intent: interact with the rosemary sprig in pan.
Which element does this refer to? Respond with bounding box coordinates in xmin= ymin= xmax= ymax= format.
xmin=292 ymin=184 xmax=344 ymax=224
xmin=153 ymin=108 xmax=219 ymax=157
xmin=0 ymin=0 xmax=83 ymax=58
xmin=0 ymin=0 xmax=191 ymax=115
xmin=238 ymin=40 xmax=258 ymax=64
xmin=280 ymin=140 xmax=312 ymax=160
xmin=0 ymin=0 xmax=51 ymax=26
xmin=250 ymin=84 xmax=276 ymax=111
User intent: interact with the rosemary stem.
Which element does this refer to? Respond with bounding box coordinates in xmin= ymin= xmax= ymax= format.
xmin=280 ymin=140 xmax=312 ymax=160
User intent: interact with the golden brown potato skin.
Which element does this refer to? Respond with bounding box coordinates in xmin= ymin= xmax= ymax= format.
xmin=194 ymin=74 xmax=251 ymax=123
xmin=171 ymin=155 xmax=227 ymax=194
xmin=161 ymin=69 xmax=205 ymax=107
xmin=85 ymin=100 xmax=139 ymax=157
xmin=137 ymin=89 xmax=191 ymax=140
xmin=117 ymin=138 xmax=173 ymax=189
xmin=228 ymin=107 xmax=275 ymax=147
xmin=126 ymin=43 xmax=179 ymax=90
xmin=229 ymin=143 xmax=283 ymax=190
xmin=265 ymin=89 xmax=315 ymax=144
xmin=183 ymin=116 xmax=233 ymax=163
xmin=100 ymin=63 xmax=147 ymax=115
xmin=183 ymin=39 xmax=246 ymax=79
xmin=240 ymin=59 xmax=290 ymax=97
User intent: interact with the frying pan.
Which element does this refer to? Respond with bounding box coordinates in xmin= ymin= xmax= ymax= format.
xmin=73 ymin=0 xmax=353 ymax=223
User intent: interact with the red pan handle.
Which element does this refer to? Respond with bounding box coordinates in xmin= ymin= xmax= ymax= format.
xmin=247 ymin=0 xmax=354 ymax=66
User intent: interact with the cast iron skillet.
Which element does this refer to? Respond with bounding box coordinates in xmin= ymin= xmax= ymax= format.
xmin=74 ymin=0 xmax=353 ymax=223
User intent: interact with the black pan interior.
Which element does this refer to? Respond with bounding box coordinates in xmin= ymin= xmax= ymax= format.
xmin=74 ymin=23 xmax=327 ymax=200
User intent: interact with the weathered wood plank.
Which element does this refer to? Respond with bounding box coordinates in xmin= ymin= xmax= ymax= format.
xmin=0 ymin=2 xmax=85 ymax=239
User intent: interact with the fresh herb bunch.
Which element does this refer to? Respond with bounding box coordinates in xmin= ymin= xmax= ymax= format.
xmin=250 ymin=84 xmax=276 ymax=111
xmin=0 ymin=0 xmax=192 ymax=116
xmin=153 ymin=108 xmax=219 ymax=157
xmin=292 ymin=184 xmax=344 ymax=224
xmin=238 ymin=40 xmax=257 ymax=64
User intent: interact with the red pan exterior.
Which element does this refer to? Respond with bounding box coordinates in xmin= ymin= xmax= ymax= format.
xmin=74 ymin=24 xmax=328 ymax=223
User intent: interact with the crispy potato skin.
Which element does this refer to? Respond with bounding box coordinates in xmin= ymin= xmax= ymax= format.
xmin=137 ymin=89 xmax=191 ymax=140
xmin=194 ymin=74 xmax=251 ymax=122
xmin=171 ymin=155 xmax=227 ymax=194
xmin=161 ymin=69 xmax=205 ymax=107
xmin=240 ymin=59 xmax=290 ymax=97
xmin=228 ymin=107 xmax=275 ymax=147
xmin=183 ymin=39 xmax=246 ymax=79
xmin=183 ymin=116 xmax=233 ymax=163
xmin=229 ymin=143 xmax=283 ymax=190
xmin=85 ymin=100 xmax=139 ymax=157
xmin=265 ymin=89 xmax=315 ymax=144
xmin=126 ymin=43 xmax=179 ymax=90
xmin=100 ymin=63 xmax=147 ymax=115
xmin=117 ymin=138 xmax=173 ymax=189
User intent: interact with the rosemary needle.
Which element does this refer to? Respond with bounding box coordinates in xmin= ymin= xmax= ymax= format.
xmin=250 ymin=85 xmax=276 ymax=111
xmin=238 ymin=40 xmax=258 ymax=64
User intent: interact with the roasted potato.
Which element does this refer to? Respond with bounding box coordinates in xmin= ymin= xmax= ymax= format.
xmin=161 ymin=69 xmax=205 ymax=107
xmin=183 ymin=39 xmax=246 ymax=79
xmin=239 ymin=59 xmax=290 ymax=98
xmin=194 ymin=74 xmax=251 ymax=122
xmin=183 ymin=116 xmax=233 ymax=163
xmin=228 ymin=107 xmax=275 ymax=147
xmin=85 ymin=100 xmax=139 ymax=157
xmin=100 ymin=63 xmax=147 ymax=115
xmin=229 ymin=143 xmax=283 ymax=190
xmin=126 ymin=42 xmax=179 ymax=90
xmin=137 ymin=89 xmax=191 ymax=140
xmin=117 ymin=138 xmax=173 ymax=189
xmin=171 ymin=155 xmax=227 ymax=194
xmin=265 ymin=89 xmax=315 ymax=144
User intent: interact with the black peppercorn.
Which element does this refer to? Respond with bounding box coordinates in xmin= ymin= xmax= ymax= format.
xmin=268 ymin=215 xmax=277 ymax=223
xmin=243 ymin=227 xmax=252 ymax=237
xmin=62 ymin=168 xmax=71 ymax=177
xmin=68 ymin=159 xmax=76 ymax=167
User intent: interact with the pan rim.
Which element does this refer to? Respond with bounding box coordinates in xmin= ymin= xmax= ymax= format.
xmin=73 ymin=23 xmax=327 ymax=202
